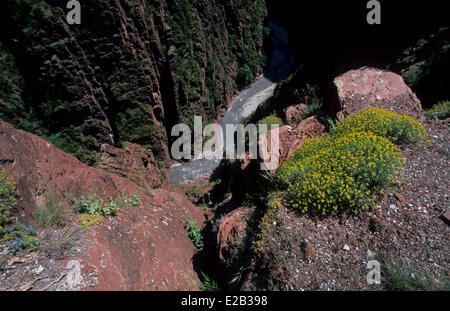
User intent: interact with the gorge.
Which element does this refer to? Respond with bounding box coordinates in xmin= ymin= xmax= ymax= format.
xmin=0 ymin=0 xmax=448 ymax=292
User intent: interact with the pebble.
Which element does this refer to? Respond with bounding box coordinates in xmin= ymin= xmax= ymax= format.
xmin=342 ymin=244 xmax=350 ymax=251
xmin=33 ymin=265 xmax=44 ymax=275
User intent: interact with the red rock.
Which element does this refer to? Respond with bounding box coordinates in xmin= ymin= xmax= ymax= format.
xmin=330 ymin=68 xmax=424 ymax=120
xmin=81 ymin=189 xmax=203 ymax=290
xmin=217 ymin=207 xmax=253 ymax=266
xmin=283 ymin=103 xmax=307 ymax=126
xmin=261 ymin=116 xmax=327 ymax=172
xmin=98 ymin=142 xmax=164 ymax=189
xmin=0 ymin=119 xmax=203 ymax=290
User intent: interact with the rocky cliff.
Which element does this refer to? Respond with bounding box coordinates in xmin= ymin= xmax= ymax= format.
xmin=0 ymin=0 xmax=267 ymax=165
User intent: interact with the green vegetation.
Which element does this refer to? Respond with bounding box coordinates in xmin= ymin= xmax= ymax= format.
xmin=0 ymin=170 xmax=39 ymax=256
xmin=425 ymin=100 xmax=450 ymax=119
xmin=330 ymin=107 xmax=427 ymax=145
xmin=43 ymin=127 xmax=99 ymax=165
xmin=394 ymin=27 xmax=449 ymax=88
xmin=1 ymin=223 xmax=39 ymax=256
xmin=0 ymin=169 xmax=18 ymax=231
xmin=184 ymin=180 xmax=219 ymax=205
xmin=33 ymin=191 xmax=68 ymax=228
xmin=257 ymin=114 xmax=283 ymax=132
xmin=383 ymin=261 xmax=450 ymax=291
xmin=182 ymin=217 xmax=204 ymax=251
xmin=278 ymin=108 xmax=427 ymax=216
xmin=200 ymin=272 xmax=221 ymax=291
xmin=237 ymin=64 xmax=253 ymax=88
xmin=0 ymin=42 xmax=31 ymax=130
xmin=72 ymin=189 xmax=141 ymax=217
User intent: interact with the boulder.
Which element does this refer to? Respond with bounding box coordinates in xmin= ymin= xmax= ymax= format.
xmin=283 ymin=103 xmax=307 ymax=126
xmin=0 ymin=119 xmax=203 ymax=290
xmin=217 ymin=207 xmax=253 ymax=267
xmin=330 ymin=67 xmax=424 ymax=120
xmin=261 ymin=116 xmax=327 ymax=173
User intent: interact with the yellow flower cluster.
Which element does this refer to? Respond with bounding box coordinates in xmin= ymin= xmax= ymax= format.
xmin=0 ymin=169 xmax=18 ymax=231
xmin=278 ymin=131 xmax=405 ymax=216
xmin=330 ymin=107 xmax=427 ymax=144
xmin=77 ymin=213 xmax=104 ymax=230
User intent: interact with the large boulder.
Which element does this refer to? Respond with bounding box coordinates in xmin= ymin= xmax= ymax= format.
xmin=0 ymin=119 xmax=203 ymax=290
xmin=330 ymin=67 xmax=424 ymax=119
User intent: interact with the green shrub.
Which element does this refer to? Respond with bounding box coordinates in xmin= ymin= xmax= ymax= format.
xmin=182 ymin=217 xmax=204 ymax=251
xmin=278 ymin=132 xmax=404 ymax=215
xmin=0 ymin=222 xmax=39 ymax=256
xmin=0 ymin=169 xmax=18 ymax=231
xmin=330 ymin=107 xmax=427 ymax=145
xmin=257 ymin=114 xmax=284 ymax=132
xmin=237 ymin=64 xmax=253 ymax=88
xmin=73 ymin=189 xmax=141 ymax=217
xmin=277 ymin=135 xmax=333 ymax=186
xmin=425 ymin=100 xmax=450 ymax=119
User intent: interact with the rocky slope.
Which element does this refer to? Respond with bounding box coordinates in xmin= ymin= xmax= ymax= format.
xmin=0 ymin=118 xmax=204 ymax=290
xmin=0 ymin=0 xmax=267 ymax=166
xmin=238 ymin=68 xmax=449 ymax=290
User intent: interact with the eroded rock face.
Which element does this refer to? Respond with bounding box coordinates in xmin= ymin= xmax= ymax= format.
xmin=98 ymin=142 xmax=164 ymax=189
xmin=217 ymin=207 xmax=253 ymax=267
xmin=1 ymin=0 xmax=267 ymax=164
xmin=330 ymin=68 xmax=424 ymax=119
xmin=0 ymin=119 xmax=203 ymax=290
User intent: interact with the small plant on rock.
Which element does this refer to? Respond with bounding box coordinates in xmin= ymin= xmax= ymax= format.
xmin=34 ymin=190 xmax=68 ymax=228
xmin=77 ymin=213 xmax=103 ymax=230
xmin=72 ymin=189 xmax=141 ymax=217
xmin=182 ymin=217 xmax=204 ymax=251
xmin=425 ymin=100 xmax=450 ymax=119
xmin=0 ymin=169 xmax=18 ymax=231
xmin=1 ymin=223 xmax=39 ymax=256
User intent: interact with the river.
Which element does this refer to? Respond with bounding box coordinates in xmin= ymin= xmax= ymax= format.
xmin=168 ymin=18 xmax=294 ymax=184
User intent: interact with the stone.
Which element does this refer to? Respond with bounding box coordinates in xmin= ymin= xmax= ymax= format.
xmin=32 ymin=265 xmax=44 ymax=275
xmin=283 ymin=103 xmax=308 ymax=126
xmin=217 ymin=207 xmax=253 ymax=267
xmin=330 ymin=67 xmax=424 ymax=120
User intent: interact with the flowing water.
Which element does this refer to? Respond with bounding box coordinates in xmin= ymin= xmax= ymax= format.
xmin=168 ymin=18 xmax=294 ymax=184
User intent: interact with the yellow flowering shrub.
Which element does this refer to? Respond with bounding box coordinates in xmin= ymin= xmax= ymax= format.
xmin=330 ymin=107 xmax=427 ymax=144
xmin=0 ymin=169 xmax=18 ymax=231
xmin=278 ymin=132 xmax=404 ymax=215
xmin=277 ymin=135 xmax=333 ymax=186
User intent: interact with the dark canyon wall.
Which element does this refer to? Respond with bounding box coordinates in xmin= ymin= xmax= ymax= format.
xmin=0 ymin=0 xmax=268 ymax=165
